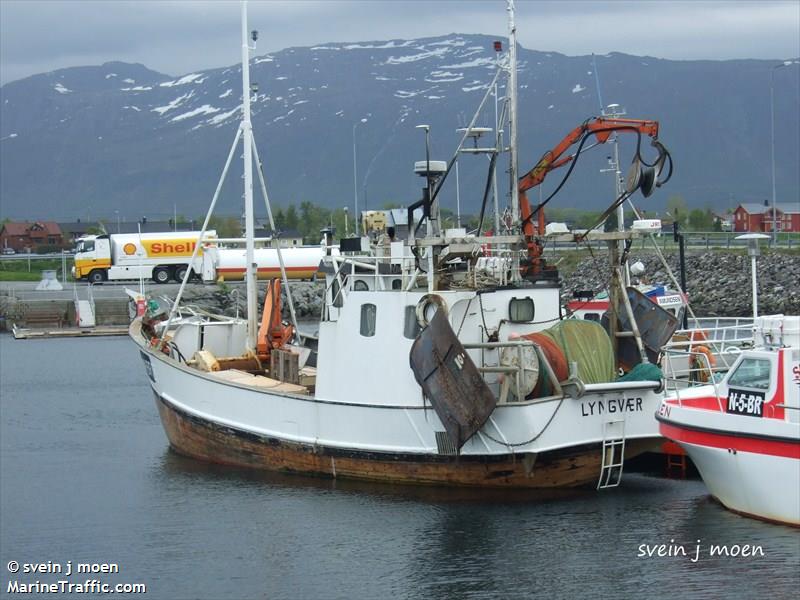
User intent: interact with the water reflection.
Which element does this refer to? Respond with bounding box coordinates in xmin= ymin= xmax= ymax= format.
xmin=2 ymin=335 xmax=798 ymax=600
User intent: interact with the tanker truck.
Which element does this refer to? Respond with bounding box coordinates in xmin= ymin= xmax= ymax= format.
xmin=199 ymin=246 xmax=327 ymax=282
xmin=73 ymin=231 xmax=326 ymax=284
xmin=72 ymin=231 xmax=217 ymax=284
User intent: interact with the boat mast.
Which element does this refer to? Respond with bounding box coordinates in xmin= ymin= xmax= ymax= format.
xmin=241 ymin=0 xmax=257 ymax=351
xmin=493 ymin=78 xmax=501 ymax=234
xmin=600 ymin=101 xmax=629 ymax=285
xmin=507 ymin=0 xmax=519 ymax=224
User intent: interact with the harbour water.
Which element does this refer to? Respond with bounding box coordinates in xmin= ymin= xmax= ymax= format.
xmin=1 ymin=335 xmax=798 ymax=599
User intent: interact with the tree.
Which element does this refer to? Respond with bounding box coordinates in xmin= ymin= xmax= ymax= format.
xmin=285 ymin=205 xmax=299 ymax=231
xmin=571 ymin=213 xmax=592 ymax=229
xmin=439 ymin=207 xmax=457 ymax=230
xmin=463 ymin=213 xmax=482 ymax=233
xmin=688 ymin=208 xmax=713 ymax=231
xmin=666 ymin=195 xmax=688 ymax=224
xmin=207 ymin=215 xmax=241 ymax=237
xmin=273 ymin=208 xmax=286 ymax=230
xmin=330 ymin=208 xmax=350 ymax=239
xmin=298 ymin=201 xmax=330 ymax=242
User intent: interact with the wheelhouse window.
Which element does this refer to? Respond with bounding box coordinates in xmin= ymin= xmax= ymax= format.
xmin=584 ymin=313 xmax=600 ymax=322
xmin=360 ymin=303 xmax=377 ymax=337
xmin=404 ymin=306 xmax=421 ymax=339
xmin=727 ymin=358 xmax=771 ymax=390
xmin=353 ymin=280 xmax=369 ymax=292
xmin=508 ymin=297 xmax=535 ymax=322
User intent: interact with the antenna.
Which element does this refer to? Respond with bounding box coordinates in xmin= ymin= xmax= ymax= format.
xmin=591 ymin=53 xmax=604 ymax=114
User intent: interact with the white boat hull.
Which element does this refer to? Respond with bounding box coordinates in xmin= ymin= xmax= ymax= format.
xmin=680 ymin=441 xmax=799 ymax=525
xmin=658 ymin=337 xmax=800 ymax=526
xmin=137 ymin=333 xmax=663 ymax=488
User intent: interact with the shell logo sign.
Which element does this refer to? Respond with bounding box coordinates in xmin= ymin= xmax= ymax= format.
xmin=123 ymin=243 xmax=137 ymax=255
xmin=141 ymin=239 xmax=200 ymax=257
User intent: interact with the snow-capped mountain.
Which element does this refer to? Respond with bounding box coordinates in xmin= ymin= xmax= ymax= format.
xmin=1 ymin=35 xmax=798 ymax=221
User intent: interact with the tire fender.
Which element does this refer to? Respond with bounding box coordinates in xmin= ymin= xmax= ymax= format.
xmin=416 ymin=293 xmax=448 ymax=329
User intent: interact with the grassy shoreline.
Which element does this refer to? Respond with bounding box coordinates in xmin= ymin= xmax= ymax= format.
xmin=0 ymin=258 xmax=73 ymax=282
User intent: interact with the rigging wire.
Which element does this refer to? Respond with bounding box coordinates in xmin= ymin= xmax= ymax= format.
xmin=477 ymin=152 xmax=499 ymax=234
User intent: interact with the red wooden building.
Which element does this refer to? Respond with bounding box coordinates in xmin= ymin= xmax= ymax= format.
xmin=733 ymin=202 xmax=800 ymax=233
xmin=0 ymin=221 xmax=64 ymax=252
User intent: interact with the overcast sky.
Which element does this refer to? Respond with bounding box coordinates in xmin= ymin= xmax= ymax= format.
xmin=1 ymin=0 xmax=799 ymax=85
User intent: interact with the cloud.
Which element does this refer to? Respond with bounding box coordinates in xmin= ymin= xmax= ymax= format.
xmin=1 ymin=0 xmax=798 ymax=85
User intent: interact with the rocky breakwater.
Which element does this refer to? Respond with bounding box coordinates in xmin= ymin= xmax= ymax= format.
xmin=560 ymin=250 xmax=800 ymax=317
xmin=181 ymin=282 xmax=323 ymax=321
xmin=179 ymin=250 xmax=799 ymax=322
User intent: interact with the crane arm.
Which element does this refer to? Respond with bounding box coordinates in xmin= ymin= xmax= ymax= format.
xmin=516 ymin=116 xmax=662 ymax=276
xmin=518 ymin=117 xmax=659 ymax=194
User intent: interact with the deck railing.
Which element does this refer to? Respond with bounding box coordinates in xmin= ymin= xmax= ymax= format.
xmin=321 ymin=251 xmax=515 ymax=319
xmin=660 ymin=320 xmax=756 ymax=410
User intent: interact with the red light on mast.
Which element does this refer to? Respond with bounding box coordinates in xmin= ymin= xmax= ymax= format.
xmin=493 ymin=41 xmax=503 ymax=52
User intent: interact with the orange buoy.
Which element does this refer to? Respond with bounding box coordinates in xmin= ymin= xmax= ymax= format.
xmin=690 ymin=345 xmax=716 ymax=383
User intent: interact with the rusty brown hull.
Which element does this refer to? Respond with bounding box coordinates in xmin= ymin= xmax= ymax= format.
xmin=155 ymin=392 xmax=656 ymax=489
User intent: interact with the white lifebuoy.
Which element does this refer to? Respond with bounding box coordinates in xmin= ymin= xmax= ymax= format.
xmin=416 ymin=293 xmax=448 ymax=328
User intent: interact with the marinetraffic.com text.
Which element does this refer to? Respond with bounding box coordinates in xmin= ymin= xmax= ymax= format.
xmin=6 ymin=560 xmax=146 ymax=595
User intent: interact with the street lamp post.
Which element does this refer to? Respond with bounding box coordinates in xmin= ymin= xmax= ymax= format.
xmin=770 ymin=60 xmax=799 ymax=243
xmin=352 ymin=118 xmax=367 ymax=236
xmin=736 ymin=233 xmax=770 ymax=319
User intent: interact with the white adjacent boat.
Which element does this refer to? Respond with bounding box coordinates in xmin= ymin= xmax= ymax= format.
xmin=132 ymin=1 xmax=680 ymax=489
xmin=567 ymin=284 xmax=686 ymax=324
xmin=658 ymin=315 xmax=800 ymax=525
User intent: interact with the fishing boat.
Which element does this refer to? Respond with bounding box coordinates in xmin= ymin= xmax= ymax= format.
xmin=132 ymin=1 xmax=680 ymax=489
xmin=568 ymin=281 xmax=686 ymax=323
xmin=657 ymin=315 xmax=800 ymax=525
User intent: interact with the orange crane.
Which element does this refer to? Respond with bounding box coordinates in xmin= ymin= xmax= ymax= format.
xmin=257 ymin=278 xmax=294 ymax=363
xmin=517 ymin=116 xmax=669 ymax=276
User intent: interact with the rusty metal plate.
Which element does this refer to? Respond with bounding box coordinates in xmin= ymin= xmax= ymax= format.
xmin=605 ymin=286 xmax=679 ymax=371
xmin=409 ymin=309 xmax=497 ymax=452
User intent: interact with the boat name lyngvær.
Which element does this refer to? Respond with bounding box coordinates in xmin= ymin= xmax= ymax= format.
xmin=580 ymin=397 xmax=643 ymax=417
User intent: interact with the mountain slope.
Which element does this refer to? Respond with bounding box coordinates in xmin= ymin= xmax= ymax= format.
xmin=1 ymin=37 xmax=798 ymax=221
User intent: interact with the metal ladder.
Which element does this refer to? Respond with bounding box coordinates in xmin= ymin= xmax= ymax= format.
xmin=74 ymin=282 xmax=96 ymax=327
xmin=597 ymin=419 xmax=626 ymax=489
